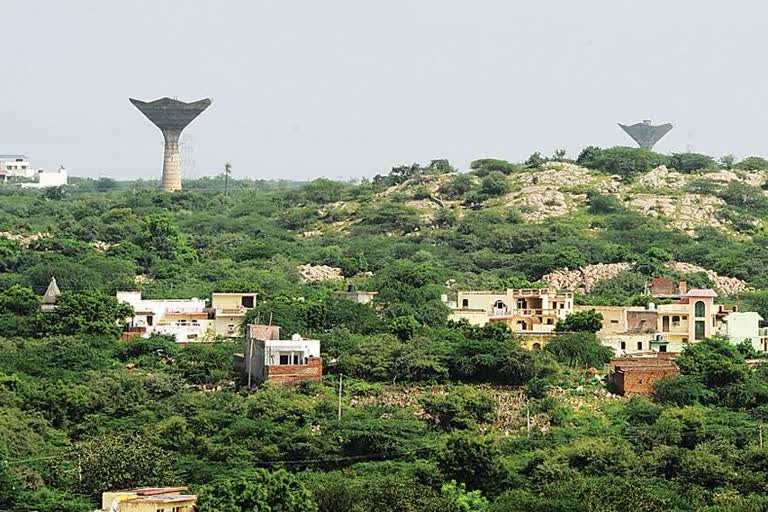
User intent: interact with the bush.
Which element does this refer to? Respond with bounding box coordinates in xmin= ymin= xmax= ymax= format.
xmin=736 ymin=156 xmax=768 ymax=171
xmin=479 ymin=172 xmax=510 ymax=197
xmin=667 ymin=153 xmax=716 ymax=173
xmin=576 ymin=146 xmax=668 ymax=179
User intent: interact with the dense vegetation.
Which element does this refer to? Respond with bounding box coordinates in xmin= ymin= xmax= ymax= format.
xmin=3 ymin=149 xmax=768 ymax=510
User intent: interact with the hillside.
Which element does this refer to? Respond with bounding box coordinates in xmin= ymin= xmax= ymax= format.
xmin=4 ymin=148 xmax=768 ymax=511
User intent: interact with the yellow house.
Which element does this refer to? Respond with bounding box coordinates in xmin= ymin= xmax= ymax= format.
xmin=100 ymin=487 xmax=196 ymax=512
xmin=211 ymin=292 xmax=257 ymax=338
xmin=450 ymin=288 xmax=573 ymax=333
xmin=654 ymin=288 xmax=718 ymax=352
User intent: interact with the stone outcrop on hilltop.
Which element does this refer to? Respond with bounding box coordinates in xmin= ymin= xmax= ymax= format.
xmin=543 ymin=263 xmax=630 ymax=293
xmin=666 ymin=261 xmax=749 ymax=296
xmin=543 ymin=261 xmax=749 ymax=296
xmin=298 ymin=264 xmax=344 ymax=283
xmin=627 ymin=194 xmax=726 ymax=233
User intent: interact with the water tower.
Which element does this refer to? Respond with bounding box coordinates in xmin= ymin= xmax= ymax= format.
xmin=130 ymin=97 xmax=211 ymax=192
xmin=618 ymin=120 xmax=673 ymax=150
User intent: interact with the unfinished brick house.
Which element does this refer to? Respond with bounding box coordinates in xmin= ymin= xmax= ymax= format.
xmin=607 ymin=354 xmax=679 ymax=396
xmin=234 ymin=324 xmax=322 ymax=387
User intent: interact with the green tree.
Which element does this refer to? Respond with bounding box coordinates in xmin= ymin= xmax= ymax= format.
xmin=667 ymin=153 xmax=716 ymax=173
xmin=545 ymin=332 xmax=612 ymax=367
xmin=196 ymin=469 xmax=317 ymax=512
xmin=555 ymin=310 xmax=603 ymax=333
xmin=736 ymin=156 xmax=768 ymax=171
xmin=76 ymin=434 xmax=175 ymax=499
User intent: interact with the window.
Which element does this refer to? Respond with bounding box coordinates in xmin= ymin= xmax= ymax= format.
xmin=637 ymin=341 xmax=643 ymax=350
xmin=695 ymin=320 xmax=705 ymax=340
xmin=659 ymin=345 xmax=667 ymax=352
xmin=293 ymin=354 xmax=301 ymax=364
xmin=462 ymin=298 xmax=469 ymax=308
xmin=147 ymin=315 xmax=154 ymax=326
xmin=662 ymin=316 xmax=670 ymax=332
xmin=279 ymin=354 xmax=290 ymax=365
xmin=682 ymin=337 xmax=688 ymax=343
xmin=517 ymin=320 xmax=527 ymax=331
xmin=516 ymin=298 xmax=526 ymax=309
xmin=620 ymin=341 xmax=626 ymax=350
xmin=672 ymin=315 xmax=680 ymax=327
xmin=546 ymin=318 xmax=554 ymax=325
xmin=611 ymin=319 xmax=619 ymax=324
xmin=695 ymin=301 xmax=706 ymax=318
xmin=532 ymin=343 xmax=541 ymax=350
xmin=242 ymin=296 xmax=255 ymax=308
xmin=493 ymin=300 xmax=506 ymax=310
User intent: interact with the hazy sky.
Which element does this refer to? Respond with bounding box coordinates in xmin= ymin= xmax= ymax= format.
xmin=2 ymin=1 xmax=767 ymax=180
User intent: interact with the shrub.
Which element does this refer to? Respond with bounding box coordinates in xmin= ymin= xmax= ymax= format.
xmin=667 ymin=153 xmax=716 ymax=173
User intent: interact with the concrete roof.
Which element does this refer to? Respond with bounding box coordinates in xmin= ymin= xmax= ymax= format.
xmin=0 ymin=154 xmax=28 ymax=159
xmin=685 ymin=288 xmax=718 ymax=298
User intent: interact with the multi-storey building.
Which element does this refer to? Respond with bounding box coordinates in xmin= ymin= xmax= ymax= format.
xmin=449 ymin=288 xmax=573 ymax=332
xmin=117 ymin=291 xmax=256 ymax=342
xmin=0 ymin=154 xmax=34 ymax=180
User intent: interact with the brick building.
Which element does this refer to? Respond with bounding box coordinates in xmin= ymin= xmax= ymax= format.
xmin=607 ymin=354 xmax=679 ymax=396
xmin=234 ymin=324 xmax=322 ymax=387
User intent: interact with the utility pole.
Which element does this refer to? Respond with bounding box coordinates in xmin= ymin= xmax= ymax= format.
xmin=224 ymin=162 xmax=232 ymax=196
xmin=337 ymin=373 xmax=343 ymax=420
xmin=759 ymin=424 xmax=764 ymax=449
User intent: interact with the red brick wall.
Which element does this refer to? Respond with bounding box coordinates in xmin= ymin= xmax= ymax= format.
xmin=611 ymin=366 xmax=679 ymax=395
xmin=266 ymin=357 xmax=322 ymax=385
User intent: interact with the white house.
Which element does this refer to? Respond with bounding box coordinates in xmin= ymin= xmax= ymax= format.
xmin=117 ymin=291 xmax=211 ymax=343
xmin=21 ymin=167 xmax=68 ymax=188
xmin=0 ymin=154 xmax=34 ymax=181
xmin=718 ymin=311 xmax=768 ymax=352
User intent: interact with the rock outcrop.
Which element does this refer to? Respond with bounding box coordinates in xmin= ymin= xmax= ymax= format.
xmin=543 ymin=261 xmax=749 ymax=296
xmin=298 ymin=264 xmax=344 ymax=283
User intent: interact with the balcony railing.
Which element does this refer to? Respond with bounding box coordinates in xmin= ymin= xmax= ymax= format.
xmin=489 ymin=308 xmax=565 ymax=318
xmin=218 ymin=307 xmax=248 ymax=316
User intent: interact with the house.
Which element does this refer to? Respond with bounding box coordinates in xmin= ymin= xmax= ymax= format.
xmin=210 ymin=292 xmax=257 ymax=338
xmin=333 ymin=283 xmax=378 ymax=304
xmin=20 ymin=166 xmax=68 ymax=188
xmin=40 ymin=276 xmax=61 ymax=312
xmin=448 ymin=288 xmax=573 ymax=332
xmin=607 ymin=354 xmax=679 ymax=396
xmin=234 ymin=324 xmax=322 ymax=386
xmin=117 ymin=291 xmax=211 ymax=342
xmin=652 ymin=289 xmax=719 ymax=352
xmin=648 ymin=277 xmax=687 ymax=298
xmin=0 ymin=154 xmax=34 ymax=180
xmin=100 ymin=487 xmax=196 ymax=512
xmin=117 ymin=291 xmax=257 ymax=342
xmin=718 ymin=311 xmax=768 ymax=352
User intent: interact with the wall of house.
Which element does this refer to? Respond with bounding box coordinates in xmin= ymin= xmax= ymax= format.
xmin=574 ymin=305 xmax=627 ymax=335
xmin=265 ymin=357 xmax=322 ymax=385
xmin=609 ymin=366 xmax=679 ymax=395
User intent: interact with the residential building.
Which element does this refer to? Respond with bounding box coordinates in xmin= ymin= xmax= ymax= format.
xmin=20 ymin=166 xmax=68 ymax=188
xmin=648 ymin=277 xmax=687 ymax=299
xmin=210 ymin=292 xmax=257 ymax=338
xmin=718 ymin=311 xmax=768 ymax=352
xmin=0 ymin=154 xmax=34 ymax=180
xmin=100 ymin=487 xmax=196 ymax=512
xmin=333 ymin=283 xmax=378 ymax=304
xmin=448 ymin=288 xmax=573 ymax=332
xmin=234 ymin=324 xmax=322 ymax=386
xmin=652 ymin=289 xmax=719 ymax=352
xmin=117 ymin=291 xmax=257 ymax=342
xmin=117 ymin=291 xmax=211 ymax=342
xmin=607 ymin=354 xmax=679 ymax=396
xmin=40 ymin=276 xmax=60 ymax=312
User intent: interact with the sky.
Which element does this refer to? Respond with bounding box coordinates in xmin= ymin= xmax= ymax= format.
xmin=2 ymin=1 xmax=767 ymax=181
